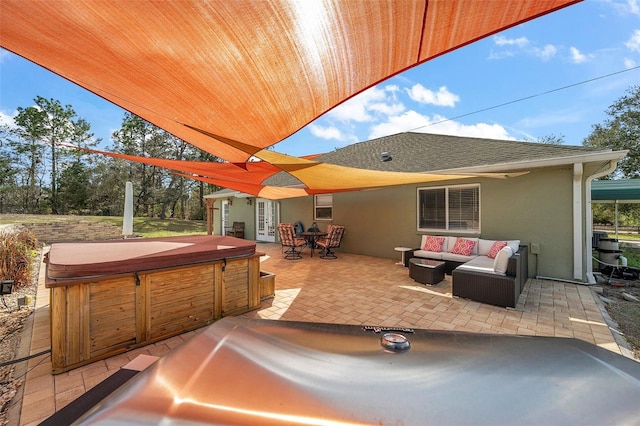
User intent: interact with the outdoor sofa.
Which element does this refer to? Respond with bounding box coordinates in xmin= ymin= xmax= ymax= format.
xmin=407 ymin=236 xmax=529 ymax=308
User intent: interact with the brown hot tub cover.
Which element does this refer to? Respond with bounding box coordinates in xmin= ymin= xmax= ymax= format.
xmin=45 ymin=235 xmax=256 ymax=282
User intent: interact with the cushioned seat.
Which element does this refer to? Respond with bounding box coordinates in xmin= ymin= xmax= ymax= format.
xmin=278 ymin=223 xmax=306 ymax=260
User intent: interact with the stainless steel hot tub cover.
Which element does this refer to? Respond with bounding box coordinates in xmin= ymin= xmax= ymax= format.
xmin=77 ymin=317 xmax=640 ymax=425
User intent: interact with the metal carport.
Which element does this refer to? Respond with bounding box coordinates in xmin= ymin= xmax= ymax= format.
xmin=592 ymin=179 xmax=640 ymax=239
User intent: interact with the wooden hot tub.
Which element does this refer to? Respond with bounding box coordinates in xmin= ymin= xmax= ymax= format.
xmin=45 ymin=235 xmax=263 ymax=373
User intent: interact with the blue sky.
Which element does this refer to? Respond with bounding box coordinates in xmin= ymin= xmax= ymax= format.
xmin=1 ymin=0 xmax=640 ymax=158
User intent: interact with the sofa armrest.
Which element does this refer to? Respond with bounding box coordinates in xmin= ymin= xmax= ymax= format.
xmin=506 ymin=245 xmax=527 ymax=276
xmin=506 ymin=252 xmax=519 ymax=276
xmin=505 ymin=245 xmax=528 ymax=297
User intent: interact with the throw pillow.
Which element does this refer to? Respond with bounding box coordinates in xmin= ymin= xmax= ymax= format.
xmin=423 ymin=236 xmax=445 ymax=252
xmin=488 ymin=241 xmax=508 ymax=259
xmin=493 ymin=246 xmax=513 ymax=275
xmin=450 ymin=238 xmax=477 ymax=256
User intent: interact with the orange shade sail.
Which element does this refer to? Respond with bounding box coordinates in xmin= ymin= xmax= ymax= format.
xmin=74 ymin=145 xmax=524 ymax=200
xmin=1 ymin=0 xmax=580 ymax=164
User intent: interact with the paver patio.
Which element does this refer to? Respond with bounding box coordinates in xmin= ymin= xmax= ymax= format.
xmin=11 ymin=242 xmax=635 ymax=425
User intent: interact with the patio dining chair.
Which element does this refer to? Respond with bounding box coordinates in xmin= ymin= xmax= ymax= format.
xmin=278 ymin=223 xmax=307 ymax=260
xmin=316 ymin=225 xmax=345 ymax=259
xmin=225 ymin=221 xmax=245 ymax=239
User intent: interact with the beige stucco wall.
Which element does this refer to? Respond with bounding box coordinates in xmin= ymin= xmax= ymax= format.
xmin=212 ymin=198 xmax=256 ymax=239
xmin=279 ymin=196 xmax=314 ymax=228
xmin=278 ymin=165 xmax=578 ymax=280
xmin=212 ymin=161 xmax=615 ymax=282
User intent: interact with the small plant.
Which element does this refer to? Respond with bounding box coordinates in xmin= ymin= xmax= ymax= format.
xmin=0 ymin=227 xmax=38 ymax=290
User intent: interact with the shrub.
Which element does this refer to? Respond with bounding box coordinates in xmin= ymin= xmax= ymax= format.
xmin=0 ymin=227 xmax=38 ymax=289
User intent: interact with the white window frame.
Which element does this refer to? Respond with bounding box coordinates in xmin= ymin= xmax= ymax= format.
xmin=417 ymin=184 xmax=480 ymax=233
xmin=314 ymin=194 xmax=333 ymax=221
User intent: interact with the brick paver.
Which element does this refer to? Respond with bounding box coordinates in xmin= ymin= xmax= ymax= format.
xmin=14 ymin=242 xmax=634 ymax=425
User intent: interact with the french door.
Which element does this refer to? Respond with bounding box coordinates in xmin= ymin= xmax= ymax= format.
xmin=221 ymin=200 xmax=230 ymax=235
xmin=256 ymin=199 xmax=277 ymax=242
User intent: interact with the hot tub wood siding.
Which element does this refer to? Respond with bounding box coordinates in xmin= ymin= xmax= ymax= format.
xmin=48 ymin=255 xmax=261 ymax=373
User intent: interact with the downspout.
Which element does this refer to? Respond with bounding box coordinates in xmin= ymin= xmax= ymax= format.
xmin=573 ymin=163 xmax=583 ymax=281
xmin=585 ymin=160 xmax=619 ymax=284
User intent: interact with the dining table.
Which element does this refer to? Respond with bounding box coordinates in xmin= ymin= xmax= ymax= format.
xmin=299 ymin=231 xmax=328 ymax=257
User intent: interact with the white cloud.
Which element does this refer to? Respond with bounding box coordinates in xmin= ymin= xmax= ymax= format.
xmin=0 ymin=110 xmax=16 ymax=128
xmin=406 ymin=84 xmax=460 ymax=107
xmin=425 ymin=120 xmax=514 ymax=140
xmin=625 ymin=29 xmax=640 ymax=52
xmin=605 ymin=0 xmax=640 ymax=16
xmin=494 ymin=35 xmax=529 ymax=48
xmin=368 ymin=110 xmax=429 ymax=139
xmin=0 ymin=49 xmax=12 ymax=64
xmin=384 ymin=84 xmax=400 ymax=94
xmin=517 ymin=108 xmax=582 ymax=128
xmin=490 ymin=36 xmax=561 ymax=63
xmin=533 ymin=44 xmax=557 ymax=61
xmin=368 ymin=102 xmax=405 ymax=116
xmin=569 ymin=47 xmax=593 ymax=64
xmin=367 ymin=110 xmax=512 ymax=141
xmin=627 ymin=0 xmax=640 ymax=15
xmin=624 ymin=57 xmax=637 ymax=68
xmin=309 ymin=124 xmax=358 ymax=145
xmin=327 ymin=86 xmax=387 ymax=122
xmin=487 ymin=49 xmax=515 ymax=60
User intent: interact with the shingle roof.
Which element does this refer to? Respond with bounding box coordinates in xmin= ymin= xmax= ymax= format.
xmin=264 ymin=132 xmax=608 ymax=187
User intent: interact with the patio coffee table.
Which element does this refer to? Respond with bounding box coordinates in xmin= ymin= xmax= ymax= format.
xmin=409 ymin=258 xmax=445 ymax=285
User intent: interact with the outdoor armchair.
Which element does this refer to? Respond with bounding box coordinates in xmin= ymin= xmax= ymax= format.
xmin=316 ymin=225 xmax=345 ymax=259
xmin=278 ymin=223 xmax=306 ymax=260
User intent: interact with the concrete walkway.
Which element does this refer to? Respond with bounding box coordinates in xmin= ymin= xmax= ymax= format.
xmin=12 ymin=242 xmax=635 ymax=425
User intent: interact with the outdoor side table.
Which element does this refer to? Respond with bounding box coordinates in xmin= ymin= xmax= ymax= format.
xmin=394 ymin=247 xmax=412 ymax=267
xmin=409 ymin=258 xmax=445 ymax=285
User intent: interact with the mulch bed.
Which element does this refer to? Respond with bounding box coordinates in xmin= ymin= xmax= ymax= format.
xmin=0 ymin=252 xmax=39 ymax=426
xmin=601 ymin=281 xmax=640 ymax=360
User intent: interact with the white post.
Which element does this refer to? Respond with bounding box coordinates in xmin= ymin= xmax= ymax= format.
xmin=123 ymin=181 xmax=134 ymax=237
xmin=615 ymin=200 xmax=619 ymax=240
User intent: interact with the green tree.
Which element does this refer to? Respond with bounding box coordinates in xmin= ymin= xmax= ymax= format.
xmin=110 ymin=113 xmax=213 ymax=219
xmin=58 ymin=160 xmax=91 ymax=214
xmin=10 ymin=97 xmax=97 ymax=213
xmin=86 ymin=155 xmax=129 ymax=216
xmin=112 ymin=114 xmax=160 ymax=216
xmin=585 ymin=85 xmax=640 ymax=228
xmin=0 ymin=130 xmax=19 ymax=213
xmin=6 ymin=104 xmax=47 ymax=212
xmin=537 ymin=133 xmax=565 ymax=145
xmin=583 ymin=85 xmax=640 ymax=178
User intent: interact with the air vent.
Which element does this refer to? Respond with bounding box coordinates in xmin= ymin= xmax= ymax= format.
xmin=380 ymin=152 xmax=392 ymax=162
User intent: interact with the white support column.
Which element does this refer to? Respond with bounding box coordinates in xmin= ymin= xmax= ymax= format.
xmin=573 ymin=163 xmax=583 ymax=280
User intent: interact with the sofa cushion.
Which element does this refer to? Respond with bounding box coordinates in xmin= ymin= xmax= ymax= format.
xmin=441 ymin=252 xmax=477 ymax=263
xmin=423 ymin=235 xmax=445 ymax=252
xmin=456 ymin=256 xmax=495 ymax=274
xmin=488 ymin=241 xmax=508 ymax=259
xmin=413 ymin=250 xmax=443 ymax=260
xmin=493 ymin=246 xmax=513 ymax=275
xmin=507 ymin=240 xmax=520 ymax=253
xmin=444 ymin=236 xmax=458 ymax=252
xmin=477 ymin=239 xmax=496 ymax=256
xmin=450 ymin=238 xmax=477 ymax=256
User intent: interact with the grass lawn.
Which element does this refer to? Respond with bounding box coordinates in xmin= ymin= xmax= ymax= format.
xmin=92 ymin=216 xmax=208 ymax=237
xmin=0 ymin=214 xmax=208 ymax=238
